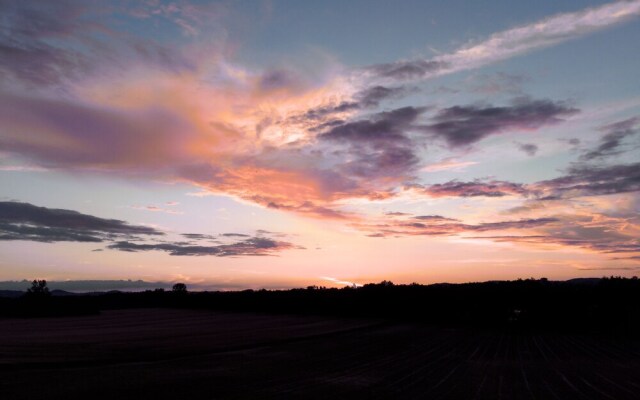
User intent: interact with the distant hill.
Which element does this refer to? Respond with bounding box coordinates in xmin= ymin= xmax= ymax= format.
xmin=0 ymin=279 xmax=172 ymax=292
xmin=0 ymin=290 xmax=23 ymax=298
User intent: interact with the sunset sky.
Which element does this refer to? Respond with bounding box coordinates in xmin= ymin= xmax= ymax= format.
xmin=1 ymin=0 xmax=639 ymax=289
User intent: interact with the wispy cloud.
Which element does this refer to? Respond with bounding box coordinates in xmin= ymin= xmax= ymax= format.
xmin=422 ymin=158 xmax=478 ymax=172
xmin=364 ymin=0 xmax=640 ymax=82
xmin=130 ymin=205 xmax=183 ymax=215
xmin=580 ymin=116 xmax=640 ymax=160
xmin=515 ymin=142 xmax=539 ymax=156
xmin=355 ymin=213 xmax=557 ymax=238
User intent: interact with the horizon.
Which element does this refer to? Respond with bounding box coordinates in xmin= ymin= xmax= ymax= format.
xmin=0 ymin=276 xmax=622 ymax=293
xmin=1 ymin=0 xmax=639 ymax=288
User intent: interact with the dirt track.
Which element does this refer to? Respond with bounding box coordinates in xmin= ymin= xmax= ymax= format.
xmin=1 ymin=309 xmax=639 ymax=399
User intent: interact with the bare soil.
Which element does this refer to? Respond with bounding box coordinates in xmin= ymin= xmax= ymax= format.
xmin=1 ymin=309 xmax=638 ymax=399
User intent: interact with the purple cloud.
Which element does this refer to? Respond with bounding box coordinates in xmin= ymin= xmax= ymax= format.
xmin=580 ymin=117 xmax=640 ymax=161
xmin=426 ymin=98 xmax=578 ymax=148
xmin=414 ymin=179 xmax=530 ymax=198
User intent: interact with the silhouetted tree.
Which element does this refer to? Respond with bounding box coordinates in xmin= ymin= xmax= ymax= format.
xmin=172 ymin=283 xmax=187 ymax=293
xmin=26 ymin=279 xmax=50 ymax=297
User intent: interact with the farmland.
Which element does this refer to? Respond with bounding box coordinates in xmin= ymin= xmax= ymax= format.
xmin=1 ymin=308 xmax=639 ymax=399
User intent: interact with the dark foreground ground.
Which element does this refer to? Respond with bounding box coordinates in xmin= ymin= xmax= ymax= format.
xmin=1 ymin=309 xmax=639 ymax=400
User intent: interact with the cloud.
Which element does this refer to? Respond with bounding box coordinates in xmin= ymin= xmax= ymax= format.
xmin=128 ymin=0 xmax=225 ymax=37
xmin=535 ymin=162 xmax=640 ymax=199
xmin=294 ymin=85 xmax=412 ymax=123
xmin=363 ymin=1 xmax=640 ymax=82
xmin=516 ymin=142 xmax=539 ymax=156
xmin=0 ymin=0 xmax=94 ymax=88
xmin=412 ymin=179 xmax=529 ymax=198
xmin=366 ymin=60 xmax=449 ymax=81
xmin=0 ymin=1 xmax=202 ymax=89
xmin=384 ymin=211 xmax=412 ymax=217
xmin=417 ymin=161 xmax=640 ymax=201
xmin=414 ymin=160 xmax=639 ymax=201
xmin=0 ymin=201 xmax=301 ymax=257
xmin=580 ymin=116 xmax=640 ymax=160
xmin=318 ymin=106 xmax=427 ymax=181
xmin=0 ymin=201 xmax=163 ymax=242
xmin=422 ymin=158 xmax=478 ymax=172
xmin=0 ymin=92 xmax=194 ymax=169
xmin=466 ymin=72 xmax=528 ymax=95
xmin=181 ymin=233 xmax=219 ymax=240
xmin=319 ymin=107 xmax=424 ymax=143
xmin=467 ymin=210 xmax=640 ymax=256
xmin=612 ymin=255 xmax=640 ymax=262
xmin=356 ymin=85 xmax=412 ymax=108
xmin=356 ymin=213 xmax=557 ymax=238
xmin=425 ymin=98 xmax=578 ymax=148
xmin=413 ymin=215 xmax=460 ymax=222
xmin=108 ymin=236 xmax=299 ymax=257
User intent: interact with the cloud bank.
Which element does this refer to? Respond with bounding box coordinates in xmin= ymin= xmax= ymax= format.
xmin=0 ymin=202 xmax=299 ymax=257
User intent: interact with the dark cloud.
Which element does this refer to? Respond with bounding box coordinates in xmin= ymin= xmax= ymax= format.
xmin=318 ymin=107 xmax=427 ymax=180
xmin=414 ymin=179 xmax=529 ymax=198
xmin=365 ymin=60 xmax=450 ymax=80
xmin=426 ymin=98 xmax=578 ymax=147
xmin=0 ymin=201 xmax=163 ymax=243
xmin=108 ymin=237 xmax=299 ymax=257
xmin=181 ymin=233 xmax=218 ymax=240
xmin=580 ymin=117 xmax=640 ymax=161
xmin=516 ymin=142 xmax=539 ymax=156
xmin=0 ymin=201 xmax=301 ymax=257
xmin=320 ymin=107 xmax=424 ymax=143
xmin=536 ymin=162 xmax=640 ymax=199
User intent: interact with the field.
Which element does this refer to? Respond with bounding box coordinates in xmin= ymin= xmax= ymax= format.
xmin=1 ymin=308 xmax=639 ymax=399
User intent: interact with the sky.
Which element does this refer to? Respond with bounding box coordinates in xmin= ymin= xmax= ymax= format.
xmin=1 ymin=0 xmax=639 ymax=290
